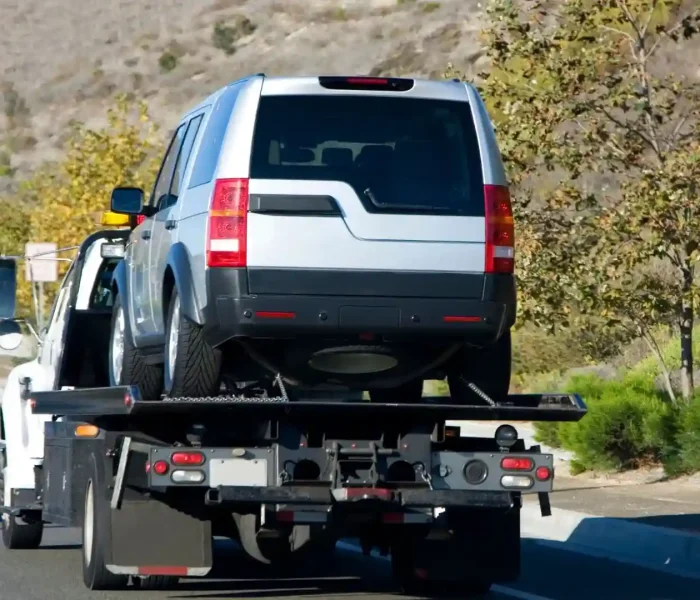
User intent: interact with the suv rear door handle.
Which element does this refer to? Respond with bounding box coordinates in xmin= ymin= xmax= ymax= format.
xmin=141 ymin=230 xmax=152 ymax=240
xmin=165 ymin=219 xmax=177 ymax=230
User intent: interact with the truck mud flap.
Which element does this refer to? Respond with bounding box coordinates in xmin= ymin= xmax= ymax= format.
xmin=107 ymin=497 xmax=212 ymax=577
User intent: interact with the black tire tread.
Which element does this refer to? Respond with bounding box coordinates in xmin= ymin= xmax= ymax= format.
xmin=134 ymin=575 xmax=179 ymax=590
xmin=166 ymin=288 xmax=221 ymax=397
xmin=110 ymin=294 xmax=162 ymax=400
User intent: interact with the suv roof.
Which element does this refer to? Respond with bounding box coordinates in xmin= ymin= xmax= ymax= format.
xmin=184 ymin=74 xmax=476 ymax=117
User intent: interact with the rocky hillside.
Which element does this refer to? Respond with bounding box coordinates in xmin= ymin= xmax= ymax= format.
xmin=0 ymin=0 xmax=487 ymax=184
xmin=1 ymin=0 xmax=697 ymax=189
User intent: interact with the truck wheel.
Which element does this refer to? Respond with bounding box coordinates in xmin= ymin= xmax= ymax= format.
xmin=369 ymin=379 xmax=423 ymax=403
xmin=82 ymin=474 xmax=129 ymax=590
xmin=0 ymin=449 xmax=43 ymax=550
xmin=133 ymin=575 xmax=179 ymax=590
xmin=447 ymin=331 xmax=511 ymax=405
xmin=109 ymin=294 xmax=163 ymax=400
xmin=164 ymin=287 xmax=222 ymax=398
xmin=391 ymin=542 xmax=492 ymax=597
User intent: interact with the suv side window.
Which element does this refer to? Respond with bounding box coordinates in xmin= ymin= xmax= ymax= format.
xmin=167 ymin=114 xmax=204 ymax=209
xmin=150 ymin=124 xmax=187 ymax=212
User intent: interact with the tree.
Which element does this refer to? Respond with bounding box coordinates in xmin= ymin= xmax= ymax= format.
xmin=17 ymin=94 xmax=161 ymax=317
xmin=451 ymin=0 xmax=700 ymax=401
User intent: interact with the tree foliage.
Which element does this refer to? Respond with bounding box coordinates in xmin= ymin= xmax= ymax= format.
xmin=453 ymin=0 xmax=700 ymax=401
xmin=1 ymin=94 xmax=161 ymax=319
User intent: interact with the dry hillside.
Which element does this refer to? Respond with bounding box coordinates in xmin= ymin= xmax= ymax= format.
xmin=0 ymin=0 xmax=697 ymax=188
xmin=0 ymin=0 xmax=487 ymax=184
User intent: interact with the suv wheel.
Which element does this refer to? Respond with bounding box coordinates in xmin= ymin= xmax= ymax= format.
xmin=447 ymin=331 xmax=511 ymax=405
xmin=164 ymin=287 xmax=222 ymax=398
xmin=108 ymin=294 xmax=163 ymax=400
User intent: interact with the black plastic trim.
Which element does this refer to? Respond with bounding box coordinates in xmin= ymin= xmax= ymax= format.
xmin=249 ymin=194 xmax=341 ymax=216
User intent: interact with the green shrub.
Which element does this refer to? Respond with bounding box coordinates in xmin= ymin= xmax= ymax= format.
xmin=158 ymin=51 xmax=178 ymax=73
xmin=534 ymin=375 xmax=679 ymax=472
xmin=676 ymin=398 xmax=700 ymax=472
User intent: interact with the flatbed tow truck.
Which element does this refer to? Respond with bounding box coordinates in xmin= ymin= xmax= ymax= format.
xmin=0 ymin=225 xmax=587 ymax=595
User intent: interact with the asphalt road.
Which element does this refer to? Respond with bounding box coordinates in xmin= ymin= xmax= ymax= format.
xmin=0 ymin=525 xmax=696 ymax=600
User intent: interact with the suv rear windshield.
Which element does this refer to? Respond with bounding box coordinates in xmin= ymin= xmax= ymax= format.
xmin=250 ymin=95 xmax=485 ymax=216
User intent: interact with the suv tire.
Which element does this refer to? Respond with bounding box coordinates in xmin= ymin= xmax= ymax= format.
xmin=108 ymin=294 xmax=163 ymax=400
xmin=164 ymin=287 xmax=222 ymax=398
xmin=447 ymin=331 xmax=511 ymax=405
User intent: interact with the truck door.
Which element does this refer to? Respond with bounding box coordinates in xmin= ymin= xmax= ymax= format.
xmin=37 ymin=262 xmax=77 ymax=390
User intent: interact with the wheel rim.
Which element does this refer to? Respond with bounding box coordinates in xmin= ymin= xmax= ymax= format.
xmin=83 ymin=480 xmax=94 ymax=566
xmin=167 ymin=295 xmax=180 ymax=381
xmin=111 ymin=304 xmax=125 ymax=384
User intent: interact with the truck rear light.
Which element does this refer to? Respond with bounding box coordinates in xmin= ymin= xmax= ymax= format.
xmin=536 ymin=466 xmax=552 ymax=481
xmin=171 ymin=451 xmax=205 ymax=466
xmin=501 ymin=456 xmax=533 ymax=471
xmin=206 ymin=178 xmax=249 ymax=268
xmin=484 ymin=184 xmax=514 ymax=274
xmin=171 ymin=470 xmax=205 ymax=484
xmin=501 ymin=475 xmax=533 ymax=489
xmin=153 ymin=460 xmax=169 ymax=475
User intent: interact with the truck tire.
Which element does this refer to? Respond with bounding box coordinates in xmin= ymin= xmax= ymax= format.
xmin=0 ymin=449 xmax=43 ymax=550
xmin=391 ymin=541 xmax=492 ymax=597
xmin=82 ymin=459 xmax=129 ymax=590
xmin=447 ymin=331 xmax=511 ymax=405
xmin=133 ymin=575 xmax=179 ymax=590
xmin=164 ymin=287 xmax=222 ymax=398
xmin=108 ymin=294 xmax=163 ymax=400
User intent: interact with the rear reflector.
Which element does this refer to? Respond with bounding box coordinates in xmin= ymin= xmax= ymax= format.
xmin=255 ymin=311 xmax=296 ymax=319
xmin=443 ymin=315 xmax=481 ymax=323
xmin=318 ymin=76 xmax=414 ymax=92
xmin=207 ymin=178 xmax=249 ymax=268
xmin=153 ymin=460 xmax=169 ymax=475
xmin=536 ymin=466 xmax=552 ymax=481
xmin=484 ymin=184 xmax=514 ymax=274
xmin=501 ymin=456 xmax=534 ymax=471
xmin=138 ymin=566 xmax=189 ymax=576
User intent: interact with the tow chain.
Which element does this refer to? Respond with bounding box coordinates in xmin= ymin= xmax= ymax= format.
xmin=460 ymin=375 xmax=497 ymax=407
xmin=162 ymin=373 xmax=291 ymax=404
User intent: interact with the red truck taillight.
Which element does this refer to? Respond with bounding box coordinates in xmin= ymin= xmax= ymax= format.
xmin=484 ymin=184 xmax=514 ymax=274
xmin=206 ymin=178 xmax=249 ymax=268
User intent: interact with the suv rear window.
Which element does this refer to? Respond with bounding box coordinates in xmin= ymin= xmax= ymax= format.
xmin=250 ymin=95 xmax=485 ymax=216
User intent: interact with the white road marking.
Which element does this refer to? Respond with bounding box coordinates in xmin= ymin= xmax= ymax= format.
xmin=336 ymin=541 xmax=557 ymax=600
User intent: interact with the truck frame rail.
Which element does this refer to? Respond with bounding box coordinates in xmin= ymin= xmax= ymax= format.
xmin=30 ymin=386 xmax=587 ymax=422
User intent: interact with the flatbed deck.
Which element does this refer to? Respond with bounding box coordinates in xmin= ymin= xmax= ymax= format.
xmin=30 ymin=386 xmax=587 ymax=422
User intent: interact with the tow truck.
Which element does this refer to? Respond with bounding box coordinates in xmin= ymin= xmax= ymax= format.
xmin=0 ymin=219 xmax=587 ymax=595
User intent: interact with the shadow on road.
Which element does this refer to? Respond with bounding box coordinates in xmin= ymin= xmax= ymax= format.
xmin=165 ymin=540 xmax=397 ymax=599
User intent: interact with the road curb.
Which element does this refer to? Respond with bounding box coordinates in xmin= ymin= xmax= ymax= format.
xmin=521 ymin=502 xmax=700 ymax=579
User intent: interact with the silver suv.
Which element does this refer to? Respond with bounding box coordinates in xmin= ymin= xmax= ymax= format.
xmin=108 ymin=75 xmax=516 ymax=404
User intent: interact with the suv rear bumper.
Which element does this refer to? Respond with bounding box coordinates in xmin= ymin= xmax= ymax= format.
xmin=201 ymin=268 xmax=516 ymax=347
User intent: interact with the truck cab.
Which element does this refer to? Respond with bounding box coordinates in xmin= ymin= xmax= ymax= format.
xmin=0 ymin=229 xmax=128 ymax=547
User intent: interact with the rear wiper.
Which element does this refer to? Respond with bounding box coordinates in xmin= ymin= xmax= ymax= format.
xmin=363 ymin=187 xmax=450 ymax=211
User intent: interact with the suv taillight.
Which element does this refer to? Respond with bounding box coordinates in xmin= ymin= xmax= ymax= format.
xmin=484 ymin=184 xmax=514 ymax=274
xmin=206 ymin=178 xmax=249 ymax=268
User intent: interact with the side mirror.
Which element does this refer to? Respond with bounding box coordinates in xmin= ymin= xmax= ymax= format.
xmin=111 ymin=187 xmax=145 ymax=215
xmin=0 ymin=319 xmax=22 ymax=351
xmin=0 ymin=258 xmax=17 ymax=321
